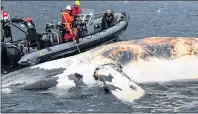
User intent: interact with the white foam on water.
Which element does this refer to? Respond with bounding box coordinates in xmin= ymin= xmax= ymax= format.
xmin=157 ymin=8 xmax=161 ymax=15
xmin=1 ymin=88 xmax=12 ymax=94
xmin=123 ymin=56 xmax=198 ymax=83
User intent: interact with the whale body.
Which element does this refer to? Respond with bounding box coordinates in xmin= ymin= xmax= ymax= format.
xmin=2 ymin=37 xmax=198 ymax=103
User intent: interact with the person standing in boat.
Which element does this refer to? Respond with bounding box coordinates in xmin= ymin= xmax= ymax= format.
xmin=101 ymin=9 xmax=114 ymax=30
xmin=71 ymin=0 xmax=82 ymax=17
xmin=62 ymin=5 xmax=78 ymax=42
xmin=1 ymin=6 xmax=11 ymax=42
xmin=1 ymin=7 xmax=10 ymax=23
xmin=62 ymin=5 xmax=73 ymax=23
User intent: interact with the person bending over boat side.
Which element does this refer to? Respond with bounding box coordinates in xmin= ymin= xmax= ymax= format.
xmin=62 ymin=5 xmax=78 ymax=42
xmin=101 ymin=9 xmax=114 ymax=30
xmin=71 ymin=15 xmax=81 ymax=43
xmin=71 ymin=0 xmax=82 ymax=17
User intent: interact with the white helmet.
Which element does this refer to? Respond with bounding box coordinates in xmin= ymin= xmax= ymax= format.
xmin=66 ymin=5 xmax=71 ymax=10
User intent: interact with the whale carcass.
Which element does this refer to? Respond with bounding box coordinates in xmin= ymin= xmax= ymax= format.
xmin=2 ymin=37 xmax=198 ymax=103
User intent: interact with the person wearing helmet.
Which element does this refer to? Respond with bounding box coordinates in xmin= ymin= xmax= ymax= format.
xmin=62 ymin=5 xmax=73 ymax=24
xmin=62 ymin=5 xmax=80 ymax=43
xmin=101 ymin=9 xmax=114 ymax=30
xmin=61 ymin=5 xmax=76 ymax=42
xmin=71 ymin=0 xmax=82 ymax=17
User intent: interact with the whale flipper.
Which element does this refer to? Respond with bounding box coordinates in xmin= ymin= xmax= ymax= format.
xmin=93 ymin=63 xmax=145 ymax=103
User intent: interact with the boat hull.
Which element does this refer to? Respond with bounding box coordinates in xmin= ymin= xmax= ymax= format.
xmin=18 ymin=12 xmax=129 ymax=66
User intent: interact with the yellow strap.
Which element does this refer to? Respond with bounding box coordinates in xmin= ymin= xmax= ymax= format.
xmin=40 ymin=50 xmax=43 ymax=56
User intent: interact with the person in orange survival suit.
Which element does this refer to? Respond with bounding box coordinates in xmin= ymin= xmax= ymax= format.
xmin=62 ymin=5 xmax=77 ymax=42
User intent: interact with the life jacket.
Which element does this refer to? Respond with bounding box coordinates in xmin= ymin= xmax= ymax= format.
xmin=102 ymin=13 xmax=114 ymax=27
xmin=71 ymin=6 xmax=81 ymax=16
xmin=62 ymin=11 xmax=73 ymax=31
xmin=62 ymin=11 xmax=78 ymax=41
xmin=62 ymin=10 xmax=73 ymax=24
xmin=104 ymin=13 xmax=114 ymax=22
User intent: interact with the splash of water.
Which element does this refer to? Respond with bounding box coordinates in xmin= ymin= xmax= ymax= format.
xmin=1 ymin=88 xmax=12 ymax=94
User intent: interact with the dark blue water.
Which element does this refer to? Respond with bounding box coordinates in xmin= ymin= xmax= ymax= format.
xmin=1 ymin=1 xmax=198 ymax=113
xmin=2 ymin=81 xmax=198 ymax=113
xmin=3 ymin=1 xmax=198 ymax=41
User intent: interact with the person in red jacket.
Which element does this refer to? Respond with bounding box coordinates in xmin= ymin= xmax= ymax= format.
xmin=1 ymin=7 xmax=10 ymax=22
xmin=71 ymin=1 xmax=82 ymax=17
xmin=1 ymin=7 xmax=11 ymax=42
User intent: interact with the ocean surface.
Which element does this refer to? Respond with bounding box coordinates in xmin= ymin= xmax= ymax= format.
xmin=1 ymin=1 xmax=198 ymax=113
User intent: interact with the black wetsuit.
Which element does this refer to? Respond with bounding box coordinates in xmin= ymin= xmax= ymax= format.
xmin=71 ymin=17 xmax=80 ymax=43
xmin=101 ymin=13 xmax=114 ymax=30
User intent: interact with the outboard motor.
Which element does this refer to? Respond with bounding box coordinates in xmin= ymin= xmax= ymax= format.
xmin=78 ymin=20 xmax=88 ymax=37
xmin=41 ymin=22 xmax=60 ymax=47
xmin=45 ymin=23 xmax=54 ymax=32
xmin=45 ymin=22 xmax=62 ymax=33
xmin=41 ymin=32 xmax=59 ymax=47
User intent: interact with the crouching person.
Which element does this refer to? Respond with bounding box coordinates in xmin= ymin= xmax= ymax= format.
xmin=70 ymin=15 xmax=81 ymax=43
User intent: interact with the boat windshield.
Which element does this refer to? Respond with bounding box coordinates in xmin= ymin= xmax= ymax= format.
xmin=79 ymin=9 xmax=95 ymax=24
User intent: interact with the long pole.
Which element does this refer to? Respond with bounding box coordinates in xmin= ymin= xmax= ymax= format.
xmin=62 ymin=12 xmax=81 ymax=54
